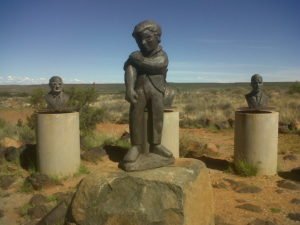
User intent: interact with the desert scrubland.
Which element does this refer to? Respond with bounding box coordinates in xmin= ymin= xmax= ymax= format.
xmin=0 ymin=82 xmax=299 ymax=225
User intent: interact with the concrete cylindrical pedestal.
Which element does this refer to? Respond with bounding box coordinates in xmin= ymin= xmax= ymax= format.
xmin=234 ymin=110 xmax=279 ymax=175
xmin=161 ymin=111 xmax=179 ymax=158
xmin=143 ymin=111 xmax=179 ymax=158
xmin=37 ymin=112 xmax=80 ymax=177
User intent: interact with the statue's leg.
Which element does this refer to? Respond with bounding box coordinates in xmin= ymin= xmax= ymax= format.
xmin=149 ymin=89 xmax=163 ymax=145
xmin=149 ymin=87 xmax=173 ymax=158
xmin=124 ymin=88 xmax=146 ymax=162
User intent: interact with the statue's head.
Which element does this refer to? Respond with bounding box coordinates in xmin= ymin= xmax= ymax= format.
xmin=49 ymin=76 xmax=63 ymax=94
xmin=132 ymin=20 xmax=161 ymax=55
xmin=251 ymin=74 xmax=263 ymax=92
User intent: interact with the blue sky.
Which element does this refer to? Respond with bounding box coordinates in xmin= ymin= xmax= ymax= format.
xmin=0 ymin=0 xmax=299 ymax=84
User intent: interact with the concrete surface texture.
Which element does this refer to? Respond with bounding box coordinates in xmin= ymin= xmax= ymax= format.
xmin=234 ymin=111 xmax=279 ymax=175
xmin=37 ymin=112 xmax=80 ymax=177
xmin=143 ymin=111 xmax=179 ymax=158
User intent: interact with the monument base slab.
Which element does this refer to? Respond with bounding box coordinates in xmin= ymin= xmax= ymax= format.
xmin=120 ymin=153 xmax=175 ymax=172
xmin=68 ymin=158 xmax=215 ymax=225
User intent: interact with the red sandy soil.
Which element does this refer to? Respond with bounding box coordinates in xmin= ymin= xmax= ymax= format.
xmin=0 ymin=109 xmax=33 ymax=125
xmin=0 ymin=122 xmax=300 ymax=225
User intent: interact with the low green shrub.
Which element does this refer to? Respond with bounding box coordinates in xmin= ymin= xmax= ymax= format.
xmin=74 ymin=164 xmax=90 ymax=177
xmin=17 ymin=125 xmax=35 ymax=144
xmin=234 ymin=160 xmax=258 ymax=177
xmin=19 ymin=180 xmax=34 ymax=193
xmin=26 ymin=113 xmax=37 ymax=130
xmin=270 ymin=208 xmax=281 ymax=213
xmin=81 ymin=133 xmax=109 ymax=150
xmin=102 ymin=136 xmax=130 ymax=149
xmin=179 ymin=117 xmax=202 ymax=128
xmin=179 ymin=134 xmax=216 ymax=157
xmin=0 ymin=118 xmax=17 ymax=140
xmin=288 ymin=81 xmax=300 ymax=94
xmin=66 ymin=86 xmax=109 ymax=135
xmin=0 ymin=92 xmax=29 ymax=97
xmin=117 ymin=111 xmax=129 ymax=124
xmin=0 ymin=162 xmax=23 ymax=176
xmin=79 ymin=107 xmax=106 ymax=135
xmin=28 ymin=88 xmax=46 ymax=109
xmin=0 ymin=91 xmax=12 ymax=97
xmin=81 ymin=132 xmax=130 ymax=151
xmin=18 ymin=203 xmax=32 ymax=217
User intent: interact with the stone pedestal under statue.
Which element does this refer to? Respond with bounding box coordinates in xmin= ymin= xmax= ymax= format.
xmin=234 ymin=110 xmax=279 ymax=175
xmin=67 ymin=158 xmax=214 ymax=225
xmin=143 ymin=110 xmax=179 ymax=158
xmin=37 ymin=112 xmax=80 ymax=177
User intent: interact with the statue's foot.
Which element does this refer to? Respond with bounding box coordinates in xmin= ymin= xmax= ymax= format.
xmin=150 ymin=144 xmax=173 ymax=158
xmin=123 ymin=145 xmax=140 ymax=162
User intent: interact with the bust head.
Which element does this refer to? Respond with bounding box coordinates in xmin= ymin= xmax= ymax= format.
xmin=132 ymin=20 xmax=161 ymax=55
xmin=45 ymin=76 xmax=70 ymax=111
xmin=49 ymin=76 xmax=63 ymax=95
xmin=245 ymin=74 xmax=268 ymax=108
xmin=251 ymin=74 xmax=263 ymax=93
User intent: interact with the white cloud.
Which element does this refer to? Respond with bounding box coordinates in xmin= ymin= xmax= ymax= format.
xmin=0 ymin=75 xmax=89 ymax=84
xmin=168 ymin=61 xmax=300 ymax=83
xmin=170 ymin=61 xmax=286 ymax=69
xmin=262 ymin=68 xmax=300 ymax=82
xmin=169 ymin=70 xmax=247 ymax=76
xmin=0 ymin=67 xmax=299 ymax=85
xmin=64 ymin=78 xmax=87 ymax=84
xmin=167 ymin=67 xmax=300 ymax=83
xmin=0 ymin=75 xmax=48 ymax=84
xmin=168 ymin=70 xmax=249 ymax=83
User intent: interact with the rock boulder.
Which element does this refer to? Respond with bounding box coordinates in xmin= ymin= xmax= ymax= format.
xmin=68 ymin=158 xmax=214 ymax=225
xmin=0 ymin=137 xmax=23 ymax=148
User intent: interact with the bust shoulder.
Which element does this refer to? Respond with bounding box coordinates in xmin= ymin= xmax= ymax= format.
xmin=61 ymin=92 xmax=70 ymax=101
xmin=44 ymin=93 xmax=52 ymax=102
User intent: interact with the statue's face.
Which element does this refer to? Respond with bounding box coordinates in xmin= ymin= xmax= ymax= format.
xmin=251 ymin=76 xmax=263 ymax=92
xmin=49 ymin=78 xmax=63 ymax=93
xmin=135 ymin=29 xmax=159 ymax=55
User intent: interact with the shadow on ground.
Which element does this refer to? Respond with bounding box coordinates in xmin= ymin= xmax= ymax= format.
xmin=185 ymin=153 xmax=230 ymax=171
xmin=278 ymin=168 xmax=300 ymax=182
xmin=20 ymin=144 xmax=37 ymax=171
xmin=103 ymin=145 xmax=127 ymax=162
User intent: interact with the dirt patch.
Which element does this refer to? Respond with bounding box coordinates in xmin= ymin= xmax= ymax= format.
xmin=0 ymin=123 xmax=300 ymax=225
xmin=96 ymin=123 xmax=129 ymax=137
xmin=0 ymin=108 xmax=33 ymax=124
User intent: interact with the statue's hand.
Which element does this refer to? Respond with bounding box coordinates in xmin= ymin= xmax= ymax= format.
xmin=125 ymin=89 xmax=138 ymax=104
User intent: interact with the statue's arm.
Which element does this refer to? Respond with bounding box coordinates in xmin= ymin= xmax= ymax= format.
xmin=129 ymin=51 xmax=168 ymax=74
xmin=124 ymin=64 xmax=138 ymax=104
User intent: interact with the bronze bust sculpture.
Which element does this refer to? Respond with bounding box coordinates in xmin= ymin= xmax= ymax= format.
xmin=122 ymin=20 xmax=174 ymax=170
xmin=245 ymin=74 xmax=268 ymax=108
xmin=45 ymin=76 xmax=69 ymax=110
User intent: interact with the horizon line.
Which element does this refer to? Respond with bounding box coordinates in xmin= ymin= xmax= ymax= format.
xmin=0 ymin=81 xmax=297 ymax=86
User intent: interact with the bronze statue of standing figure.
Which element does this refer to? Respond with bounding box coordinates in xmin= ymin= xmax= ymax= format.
xmin=245 ymin=74 xmax=269 ymax=108
xmin=45 ymin=76 xmax=70 ymax=110
xmin=122 ymin=20 xmax=174 ymax=170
